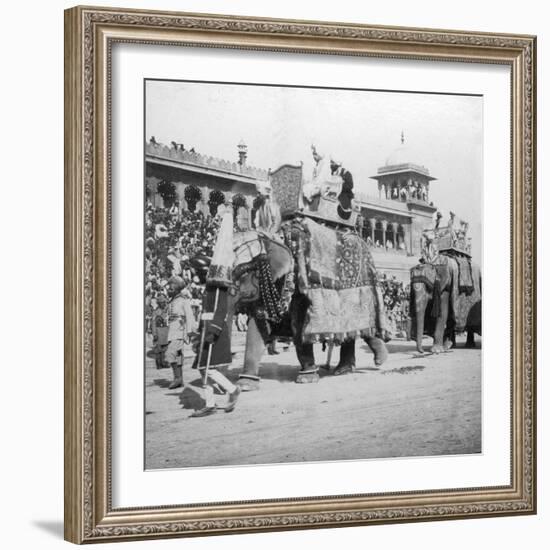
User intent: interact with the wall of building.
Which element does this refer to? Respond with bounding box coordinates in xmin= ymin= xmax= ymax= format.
xmin=145 ymin=162 xmax=260 ymax=216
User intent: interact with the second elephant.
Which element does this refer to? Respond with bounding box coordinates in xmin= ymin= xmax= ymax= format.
xmin=410 ymin=254 xmax=481 ymax=354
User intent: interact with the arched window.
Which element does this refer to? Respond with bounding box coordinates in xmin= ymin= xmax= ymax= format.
xmin=184 ymin=185 xmax=202 ymax=212
xmin=363 ymin=218 xmax=373 ymax=242
xmin=397 ymin=224 xmax=407 ymax=252
xmin=251 ymin=195 xmax=265 ymax=229
xmin=157 ymin=180 xmax=177 ymax=208
xmin=232 ymin=193 xmax=247 ymax=217
xmin=207 ymin=189 xmax=225 ymax=217
xmin=374 ymin=220 xmax=384 ymax=247
xmin=386 ymin=223 xmax=396 ymax=249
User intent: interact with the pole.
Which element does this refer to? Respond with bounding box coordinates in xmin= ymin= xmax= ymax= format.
xmin=201 ymin=287 xmax=220 ymax=387
xmin=194 ymin=317 xmax=207 ymax=378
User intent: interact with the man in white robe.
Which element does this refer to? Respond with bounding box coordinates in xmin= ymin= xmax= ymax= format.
xmin=302 ymin=145 xmax=333 ymax=206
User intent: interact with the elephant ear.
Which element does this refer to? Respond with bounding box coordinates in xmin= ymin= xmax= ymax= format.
xmin=264 ymin=239 xmax=294 ymax=281
xmin=235 ymin=270 xmax=261 ymax=304
xmin=233 ymin=238 xmax=293 ymax=306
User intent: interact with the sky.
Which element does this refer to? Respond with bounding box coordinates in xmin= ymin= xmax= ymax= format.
xmin=146 ymin=80 xmax=483 ymax=263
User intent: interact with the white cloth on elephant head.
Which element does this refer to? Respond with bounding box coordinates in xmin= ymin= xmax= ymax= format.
xmin=233 ymin=231 xmax=267 ymax=268
xmin=206 ymin=207 xmax=234 ymax=287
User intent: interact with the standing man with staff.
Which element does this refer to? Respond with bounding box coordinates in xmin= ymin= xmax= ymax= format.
xmin=165 ymin=277 xmax=197 ymax=389
xmin=191 ymin=205 xmax=241 ymax=417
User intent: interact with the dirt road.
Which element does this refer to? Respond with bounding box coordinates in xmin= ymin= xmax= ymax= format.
xmin=145 ymin=334 xmax=481 ymax=469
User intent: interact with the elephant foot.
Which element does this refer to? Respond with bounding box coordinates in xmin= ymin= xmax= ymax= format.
xmin=430 ymin=344 xmax=443 ymax=354
xmin=443 ymin=339 xmax=454 ymax=351
xmin=333 ymin=364 xmax=355 ymax=376
xmin=366 ymin=337 xmax=389 ymax=366
xmin=415 ymin=347 xmax=425 ymax=355
xmin=296 ymin=369 xmax=319 ymax=384
xmin=237 ymin=375 xmax=260 ymax=392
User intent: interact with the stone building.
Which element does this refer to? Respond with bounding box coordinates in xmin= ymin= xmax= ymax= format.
xmin=145 ymin=138 xmax=269 ymax=224
xmin=145 ymin=135 xmax=439 ymax=282
xmin=356 ymin=133 xmax=438 ymax=282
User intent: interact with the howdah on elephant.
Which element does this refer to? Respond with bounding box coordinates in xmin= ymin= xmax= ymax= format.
xmin=229 ymin=216 xmax=390 ymax=391
xmin=410 ymin=254 xmax=481 ymax=354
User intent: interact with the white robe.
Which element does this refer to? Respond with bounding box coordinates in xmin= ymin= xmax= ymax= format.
xmin=302 ymin=157 xmax=334 ymax=202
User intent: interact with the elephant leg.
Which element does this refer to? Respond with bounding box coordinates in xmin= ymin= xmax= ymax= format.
xmin=413 ymin=285 xmax=428 ymax=354
xmin=289 ymin=294 xmax=318 ymax=384
xmin=443 ymin=332 xmax=454 ymax=350
xmin=431 ymin=290 xmax=449 ymax=354
xmin=465 ymin=329 xmax=476 ymax=348
xmin=443 ymin=326 xmax=455 ymax=351
xmin=365 ymin=336 xmax=389 ymax=366
xmin=295 ymin=342 xmax=319 ymax=384
xmin=237 ymin=317 xmax=265 ymax=392
xmin=319 ymin=341 xmax=335 ymax=371
xmin=333 ymin=340 xmax=356 ymax=376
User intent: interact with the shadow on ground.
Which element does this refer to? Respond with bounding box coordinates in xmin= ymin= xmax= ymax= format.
xmin=382 ymin=365 xmax=426 ymax=375
xmin=177 ymin=386 xmax=206 ymax=410
xmin=152 ymin=378 xmax=172 ymax=389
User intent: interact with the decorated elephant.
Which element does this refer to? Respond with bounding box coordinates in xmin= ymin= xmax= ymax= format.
xmin=230 ymin=216 xmax=390 ymax=391
xmin=410 ymin=254 xmax=481 ymax=354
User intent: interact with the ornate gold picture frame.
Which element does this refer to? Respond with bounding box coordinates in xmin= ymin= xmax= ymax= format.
xmin=64 ymin=5 xmax=536 ymax=544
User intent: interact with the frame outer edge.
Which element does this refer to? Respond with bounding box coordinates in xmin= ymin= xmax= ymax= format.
xmin=65 ymin=5 xmax=537 ymax=543
xmin=532 ymin=36 xmax=537 ymax=514
xmin=526 ymin=35 xmax=536 ymax=513
xmin=64 ymin=6 xmax=85 ymax=545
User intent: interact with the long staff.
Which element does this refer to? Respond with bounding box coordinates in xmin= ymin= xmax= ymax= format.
xmin=194 ymin=317 xmax=207 ymax=380
xmin=201 ymin=287 xmax=220 ymax=387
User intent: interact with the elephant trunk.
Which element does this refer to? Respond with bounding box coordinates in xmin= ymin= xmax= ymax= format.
xmin=431 ymin=279 xmax=441 ymax=318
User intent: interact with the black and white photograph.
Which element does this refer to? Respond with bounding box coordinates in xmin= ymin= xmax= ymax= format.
xmin=144 ymin=79 xmax=482 ymax=470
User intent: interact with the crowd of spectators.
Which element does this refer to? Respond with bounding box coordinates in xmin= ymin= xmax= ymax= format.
xmin=144 ymin=201 xmax=412 ymax=339
xmin=365 ymin=235 xmax=407 ymax=251
xmin=379 ymin=274 xmax=411 ymax=337
xmin=145 ymin=203 xmax=220 ymax=331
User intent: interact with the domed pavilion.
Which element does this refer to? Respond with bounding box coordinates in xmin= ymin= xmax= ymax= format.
xmin=355 ymin=132 xmax=438 ymax=282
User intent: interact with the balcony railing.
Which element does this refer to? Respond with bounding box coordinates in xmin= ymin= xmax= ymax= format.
xmin=145 ymin=142 xmax=268 ymax=181
xmin=356 ymin=193 xmax=409 ymax=210
xmin=355 ymin=192 xmax=432 ymax=209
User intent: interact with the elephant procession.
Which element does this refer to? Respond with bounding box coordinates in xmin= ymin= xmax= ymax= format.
xmin=145 ymin=147 xmax=482 ymax=468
